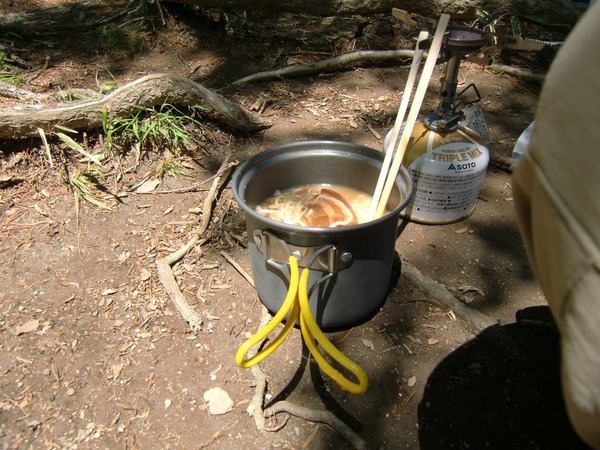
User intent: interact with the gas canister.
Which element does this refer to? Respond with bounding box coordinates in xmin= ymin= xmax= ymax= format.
xmin=384 ymin=23 xmax=491 ymax=223
xmin=386 ymin=123 xmax=489 ymax=223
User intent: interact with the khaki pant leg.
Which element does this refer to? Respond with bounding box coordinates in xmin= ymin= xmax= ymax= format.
xmin=513 ymin=135 xmax=600 ymax=450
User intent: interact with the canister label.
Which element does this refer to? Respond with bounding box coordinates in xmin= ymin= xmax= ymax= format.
xmin=400 ymin=126 xmax=489 ymax=223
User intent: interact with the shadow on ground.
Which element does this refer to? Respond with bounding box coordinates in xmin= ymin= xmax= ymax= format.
xmin=418 ymin=307 xmax=591 ymax=450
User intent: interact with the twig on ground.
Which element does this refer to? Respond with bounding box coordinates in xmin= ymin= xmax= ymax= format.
xmin=155 ymin=149 xmax=236 ymax=331
xmin=139 ymin=175 xmax=217 ymax=195
xmin=220 ymin=251 xmax=254 ymax=287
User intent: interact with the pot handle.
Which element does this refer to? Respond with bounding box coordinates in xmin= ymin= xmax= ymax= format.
xmin=235 ymin=257 xmax=300 ymax=368
xmin=235 ymin=256 xmax=369 ymax=394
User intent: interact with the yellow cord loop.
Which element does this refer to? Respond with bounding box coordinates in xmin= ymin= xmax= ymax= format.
xmin=235 ymin=256 xmax=369 ymax=394
xmin=297 ymin=267 xmax=369 ymax=394
xmin=235 ymin=256 xmax=300 ymax=368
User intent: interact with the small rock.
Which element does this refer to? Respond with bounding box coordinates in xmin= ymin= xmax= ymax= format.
xmin=140 ymin=269 xmax=151 ymax=281
xmin=407 ymin=376 xmax=417 ymax=387
xmin=361 ymin=338 xmax=375 ymax=350
xmin=203 ymin=387 xmax=233 ymax=415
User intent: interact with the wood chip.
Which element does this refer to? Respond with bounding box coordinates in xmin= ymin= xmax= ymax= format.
xmin=366 ymin=122 xmax=381 ymax=139
xmin=112 ymin=363 xmax=124 ymax=380
xmin=361 ymin=338 xmax=375 ymax=350
xmin=15 ymin=319 xmax=40 ymax=335
xmin=134 ymin=178 xmax=161 ymax=193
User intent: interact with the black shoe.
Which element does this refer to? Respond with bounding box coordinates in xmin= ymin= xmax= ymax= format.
xmin=515 ymin=305 xmax=558 ymax=333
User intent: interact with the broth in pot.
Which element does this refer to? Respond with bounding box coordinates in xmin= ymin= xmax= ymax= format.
xmin=256 ymin=184 xmax=384 ymax=228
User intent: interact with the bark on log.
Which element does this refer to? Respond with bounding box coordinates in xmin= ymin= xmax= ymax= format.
xmin=0 ymin=73 xmax=270 ymax=139
xmin=167 ymin=0 xmax=584 ymax=25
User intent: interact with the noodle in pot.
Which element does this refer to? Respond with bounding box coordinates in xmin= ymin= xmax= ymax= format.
xmin=256 ymin=184 xmax=385 ymax=228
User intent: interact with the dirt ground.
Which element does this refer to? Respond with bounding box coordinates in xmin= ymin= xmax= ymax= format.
xmin=0 ymin=2 xmax=592 ymax=449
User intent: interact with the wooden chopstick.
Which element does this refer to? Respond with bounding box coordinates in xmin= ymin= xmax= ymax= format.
xmin=374 ymin=14 xmax=450 ymax=219
xmin=369 ymin=30 xmax=429 ymax=220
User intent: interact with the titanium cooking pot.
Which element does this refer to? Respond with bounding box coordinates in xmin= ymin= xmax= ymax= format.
xmin=232 ymin=140 xmax=413 ymax=330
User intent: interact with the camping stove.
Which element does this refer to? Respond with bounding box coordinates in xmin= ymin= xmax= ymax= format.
xmin=425 ymin=25 xmax=487 ymax=132
xmin=387 ymin=24 xmax=492 ymax=224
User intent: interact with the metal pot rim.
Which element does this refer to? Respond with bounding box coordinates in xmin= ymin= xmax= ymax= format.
xmin=232 ymin=140 xmax=413 ymax=236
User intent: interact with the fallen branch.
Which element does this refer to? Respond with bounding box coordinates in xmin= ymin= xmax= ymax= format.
xmin=400 ymin=258 xmax=498 ymax=334
xmin=156 ymin=149 xmax=236 ymax=331
xmin=247 ymin=309 xmax=272 ymax=432
xmin=220 ymin=251 xmax=254 ymax=287
xmin=489 ymin=63 xmax=545 ymax=84
xmin=232 ymin=49 xmax=547 ymax=87
xmin=0 ymin=73 xmax=270 ymax=139
xmin=232 ymin=49 xmax=416 ymax=85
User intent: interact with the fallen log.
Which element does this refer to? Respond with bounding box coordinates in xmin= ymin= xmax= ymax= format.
xmin=0 ymin=73 xmax=270 ymax=139
xmin=167 ymin=0 xmax=584 ymax=25
xmin=156 ymin=149 xmax=237 ymax=331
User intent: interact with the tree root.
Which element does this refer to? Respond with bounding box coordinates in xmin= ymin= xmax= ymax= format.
xmin=0 ymin=73 xmax=270 ymax=139
xmin=264 ymin=401 xmax=367 ymax=449
xmin=232 ymin=49 xmax=417 ymax=85
xmin=245 ymin=308 xmax=367 ymax=449
xmin=246 ymin=309 xmax=271 ymax=431
xmin=155 ymin=149 xmax=237 ymax=331
xmin=489 ymin=153 xmax=516 ymax=173
xmin=0 ymin=81 xmax=99 ymax=102
xmin=232 ymin=49 xmax=546 ymax=87
xmin=489 ymin=63 xmax=545 ymax=84
xmin=400 ymin=258 xmax=498 ymax=334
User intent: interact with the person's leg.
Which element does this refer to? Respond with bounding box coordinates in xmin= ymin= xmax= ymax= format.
xmin=562 ymin=274 xmax=600 ymax=448
xmin=512 ymin=4 xmax=600 ymax=446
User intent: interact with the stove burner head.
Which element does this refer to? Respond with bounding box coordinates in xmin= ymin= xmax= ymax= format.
xmin=445 ymin=26 xmax=487 ymax=53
